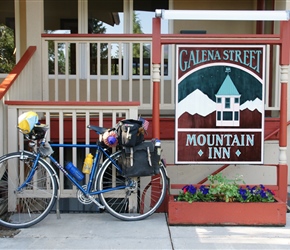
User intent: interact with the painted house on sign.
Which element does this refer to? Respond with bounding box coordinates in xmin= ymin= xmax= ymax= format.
xmin=216 ymin=68 xmax=241 ymax=127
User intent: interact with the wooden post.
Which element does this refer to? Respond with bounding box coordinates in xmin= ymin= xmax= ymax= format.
xmin=152 ymin=17 xmax=161 ymax=139
xmin=278 ymin=20 xmax=290 ymax=203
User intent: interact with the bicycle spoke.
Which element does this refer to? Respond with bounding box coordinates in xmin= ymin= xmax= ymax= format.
xmin=0 ymin=152 xmax=57 ymax=229
xmin=97 ymin=152 xmax=167 ymax=221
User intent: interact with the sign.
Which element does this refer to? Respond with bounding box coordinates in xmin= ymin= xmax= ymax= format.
xmin=175 ymin=45 xmax=265 ymax=164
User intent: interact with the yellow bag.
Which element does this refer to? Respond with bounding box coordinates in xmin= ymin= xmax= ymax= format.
xmin=18 ymin=111 xmax=39 ymax=134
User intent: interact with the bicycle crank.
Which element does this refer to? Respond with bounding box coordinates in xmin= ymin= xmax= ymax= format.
xmin=76 ymin=185 xmax=102 ymax=207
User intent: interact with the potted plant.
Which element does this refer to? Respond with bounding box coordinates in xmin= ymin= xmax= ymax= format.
xmin=168 ymin=173 xmax=287 ymax=226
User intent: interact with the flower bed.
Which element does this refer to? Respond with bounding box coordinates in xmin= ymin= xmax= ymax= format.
xmin=167 ymin=195 xmax=287 ymax=226
xmin=167 ymin=174 xmax=287 ymax=226
xmin=178 ymin=174 xmax=276 ymax=203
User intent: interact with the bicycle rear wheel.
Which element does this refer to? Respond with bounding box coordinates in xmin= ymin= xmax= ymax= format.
xmin=97 ymin=151 xmax=167 ymax=221
xmin=0 ymin=151 xmax=57 ymax=228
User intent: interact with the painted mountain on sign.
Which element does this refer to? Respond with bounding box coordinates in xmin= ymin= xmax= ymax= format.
xmin=176 ymin=89 xmax=216 ymax=118
xmin=177 ymin=89 xmax=263 ymax=129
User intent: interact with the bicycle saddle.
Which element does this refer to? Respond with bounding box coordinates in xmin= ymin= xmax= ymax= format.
xmin=87 ymin=125 xmax=108 ymax=135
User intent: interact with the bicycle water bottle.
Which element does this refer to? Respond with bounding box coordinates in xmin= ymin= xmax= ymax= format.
xmin=82 ymin=153 xmax=93 ymax=174
xmin=65 ymin=162 xmax=84 ymax=181
xmin=155 ymin=139 xmax=161 ymax=156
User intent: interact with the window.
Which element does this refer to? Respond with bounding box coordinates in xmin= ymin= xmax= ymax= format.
xmin=225 ymin=98 xmax=230 ymax=108
xmin=217 ymin=111 xmax=221 ymax=120
xmin=235 ymin=97 xmax=239 ymax=103
xmin=217 ymin=97 xmax=221 ymax=103
xmin=223 ymin=111 xmax=233 ymax=120
xmin=234 ymin=111 xmax=239 ymax=121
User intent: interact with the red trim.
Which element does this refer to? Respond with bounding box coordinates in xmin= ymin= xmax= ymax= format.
xmin=152 ymin=18 xmax=161 ymax=64
xmin=160 ymin=34 xmax=281 ymax=46
xmin=0 ymin=46 xmax=36 ymax=100
xmin=279 ymin=84 xmax=288 ymax=147
xmin=277 ymin=164 xmax=288 ymax=202
xmin=41 ymin=33 xmax=281 ymax=40
xmin=152 ymin=81 xmax=160 ymax=139
xmin=280 ymin=21 xmax=290 ymax=65
xmin=4 ymin=100 xmax=140 ymax=106
xmin=41 ymin=34 xmax=152 ymax=38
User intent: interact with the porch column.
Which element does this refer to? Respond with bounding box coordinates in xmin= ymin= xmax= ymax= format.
xmin=26 ymin=0 xmax=44 ymax=100
xmin=14 ymin=0 xmax=26 ymax=61
xmin=78 ymin=0 xmax=88 ymax=80
xmin=278 ymin=20 xmax=290 ymax=203
xmin=152 ymin=17 xmax=161 ymax=139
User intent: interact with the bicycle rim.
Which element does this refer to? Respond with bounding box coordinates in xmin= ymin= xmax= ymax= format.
xmin=97 ymin=152 xmax=167 ymax=221
xmin=0 ymin=151 xmax=57 ymax=228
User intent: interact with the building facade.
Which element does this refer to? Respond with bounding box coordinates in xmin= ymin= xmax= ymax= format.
xmin=0 ymin=0 xmax=289 ymax=210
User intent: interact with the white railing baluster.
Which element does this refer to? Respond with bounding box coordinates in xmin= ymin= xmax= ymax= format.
xmin=97 ymin=42 xmax=101 ymax=101
xmin=139 ymin=42 xmax=144 ymax=105
xmin=65 ymin=42 xmax=69 ymax=101
xmin=118 ymin=42 xmax=122 ymax=102
xmin=59 ymin=111 xmax=65 ymax=191
xmin=129 ymin=42 xmax=133 ymax=101
xmin=86 ymin=42 xmax=90 ymax=101
xmin=76 ymin=42 xmax=80 ymax=101
xmin=108 ymin=42 xmax=112 ymax=101
xmin=54 ymin=41 xmax=59 ymax=101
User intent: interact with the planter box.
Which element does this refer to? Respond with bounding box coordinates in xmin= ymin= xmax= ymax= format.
xmin=168 ymin=195 xmax=287 ymax=226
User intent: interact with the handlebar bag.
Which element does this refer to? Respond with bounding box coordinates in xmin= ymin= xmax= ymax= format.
xmin=121 ymin=141 xmax=160 ymax=177
xmin=116 ymin=119 xmax=144 ymax=147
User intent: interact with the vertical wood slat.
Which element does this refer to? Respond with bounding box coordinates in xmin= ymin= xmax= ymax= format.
xmin=76 ymin=42 xmax=80 ymax=101
xmin=54 ymin=41 xmax=59 ymax=101
xmin=118 ymin=42 xmax=122 ymax=102
xmin=59 ymin=111 xmax=64 ymax=191
xmin=65 ymin=42 xmax=69 ymax=101
xmin=129 ymin=43 xmax=133 ymax=101
xmin=139 ymin=42 xmax=144 ymax=106
xmin=97 ymin=42 xmax=101 ymax=101
xmin=108 ymin=42 xmax=112 ymax=101
xmin=86 ymin=43 xmax=90 ymax=101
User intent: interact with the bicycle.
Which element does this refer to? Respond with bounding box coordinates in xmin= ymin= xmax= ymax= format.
xmin=0 ymin=119 xmax=168 ymax=229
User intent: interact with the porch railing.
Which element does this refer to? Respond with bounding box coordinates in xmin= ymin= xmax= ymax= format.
xmin=41 ymin=34 xmax=174 ymax=114
xmin=42 ymin=34 xmax=282 ymax=116
xmin=6 ymin=101 xmax=139 ymax=198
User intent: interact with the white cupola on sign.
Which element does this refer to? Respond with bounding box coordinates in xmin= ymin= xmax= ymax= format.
xmin=215 ymin=68 xmax=241 ymax=127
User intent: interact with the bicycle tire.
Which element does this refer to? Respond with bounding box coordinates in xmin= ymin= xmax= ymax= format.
xmin=97 ymin=151 xmax=167 ymax=221
xmin=0 ymin=151 xmax=57 ymax=228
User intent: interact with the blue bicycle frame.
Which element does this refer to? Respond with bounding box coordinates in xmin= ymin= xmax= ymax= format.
xmin=45 ymin=142 xmax=127 ymax=198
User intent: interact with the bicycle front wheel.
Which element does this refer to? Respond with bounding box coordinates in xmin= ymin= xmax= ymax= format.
xmin=97 ymin=151 xmax=167 ymax=221
xmin=0 ymin=151 xmax=57 ymax=228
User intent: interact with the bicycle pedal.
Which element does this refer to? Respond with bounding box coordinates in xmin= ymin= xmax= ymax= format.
xmin=97 ymin=207 xmax=106 ymax=213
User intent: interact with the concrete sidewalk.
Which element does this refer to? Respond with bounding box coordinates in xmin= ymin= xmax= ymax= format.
xmin=0 ymin=213 xmax=289 ymax=249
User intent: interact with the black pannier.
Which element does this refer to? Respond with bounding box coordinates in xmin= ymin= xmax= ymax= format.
xmin=121 ymin=141 xmax=161 ymax=177
xmin=116 ymin=119 xmax=144 ymax=147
